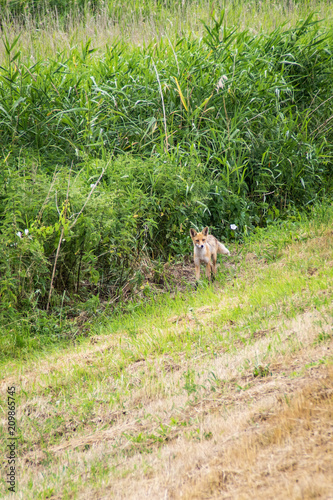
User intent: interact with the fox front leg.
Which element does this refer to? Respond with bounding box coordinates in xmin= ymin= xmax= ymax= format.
xmin=195 ymin=262 xmax=201 ymax=280
xmin=205 ymin=262 xmax=211 ymax=279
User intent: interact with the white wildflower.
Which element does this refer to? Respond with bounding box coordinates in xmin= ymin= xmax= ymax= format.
xmin=16 ymin=231 xmax=22 ymax=238
xmin=90 ymin=183 xmax=96 ymax=188
xmin=230 ymin=224 xmax=238 ymax=230
xmin=24 ymin=229 xmax=29 ymax=235
xmin=216 ymin=75 xmax=228 ymax=93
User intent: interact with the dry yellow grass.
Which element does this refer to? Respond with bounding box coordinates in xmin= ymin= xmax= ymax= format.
xmin=178 ymin=369 xmax=333 ymax=500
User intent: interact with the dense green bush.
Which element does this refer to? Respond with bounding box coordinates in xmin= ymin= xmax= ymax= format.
xmin=1 ymin=154 xmax=248 ymax=312
xmin=1 ymin=15 xmax=332 ymax=198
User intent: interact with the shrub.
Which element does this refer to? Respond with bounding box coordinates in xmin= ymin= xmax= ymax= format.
xmin=1 ymin=154 xmax=250 ymax=315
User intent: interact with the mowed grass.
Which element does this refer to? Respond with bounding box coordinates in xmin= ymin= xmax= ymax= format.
xmin=0 ymin=205 xmax=333 ymax=499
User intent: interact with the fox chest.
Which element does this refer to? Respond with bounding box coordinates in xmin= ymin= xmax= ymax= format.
xmin=194 ymin=245 xmax=211 ymax=264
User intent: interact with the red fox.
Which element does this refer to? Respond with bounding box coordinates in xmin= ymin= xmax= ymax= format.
xmin=190 ymin=227 xmax=230 ymax=280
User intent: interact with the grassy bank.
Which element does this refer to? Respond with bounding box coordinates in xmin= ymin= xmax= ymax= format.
xmin=0 ymin=202 xmax=332 ymax=498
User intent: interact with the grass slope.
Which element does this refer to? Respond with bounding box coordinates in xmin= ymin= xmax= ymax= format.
xmin=0 ymin=205 xmax=333 ymax=498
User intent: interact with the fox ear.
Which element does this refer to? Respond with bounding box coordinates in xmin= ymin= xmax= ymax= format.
xmin=190 ymin=228 xmax=197 ymax=238
xmin=202 ymin=227 xmax=209 ymax=236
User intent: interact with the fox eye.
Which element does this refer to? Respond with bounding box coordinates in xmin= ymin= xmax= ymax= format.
xmin=196 ymin=240 xmax=199 ymax=243
xmin=202 ymin=239 xmax=206 ymax=242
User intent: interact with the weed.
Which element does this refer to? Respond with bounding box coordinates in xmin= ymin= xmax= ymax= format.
xmin=313 ymin=331 xmax=332 ymax=345
xmin=253 ymin=364 xmax=271 ymax=378
xmin=182 ymin=369 xmax=198 ymax=396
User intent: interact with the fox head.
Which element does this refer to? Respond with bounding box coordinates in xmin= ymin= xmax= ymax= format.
xmin=190 ymin=227 xmax=209 ymax=249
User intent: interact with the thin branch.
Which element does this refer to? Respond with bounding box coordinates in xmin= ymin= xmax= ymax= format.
xmin=152 ymin=59 xmax=168 ymax=153
xmin=308 ymin=94 xmax=333 ymax=118
xmin=46 ymin=226 xmax=64 ymax=312
xmin=47 ymin=164 xmax=106 ymax=310
xmin=250 ymin=190 xmax=276 ymax=198
xmin=55 ymin=191 xmax=60 ymax=216
xmin=47 ymin=165 xmax=72 ymax=311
